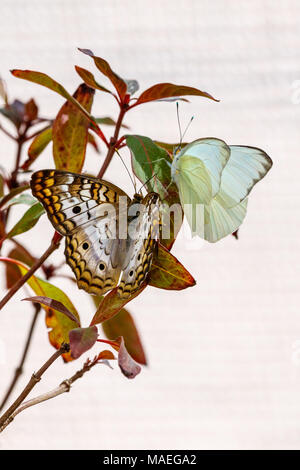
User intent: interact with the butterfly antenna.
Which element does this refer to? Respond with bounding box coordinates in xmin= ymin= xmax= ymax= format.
xmin=182 ymin=115 xmax=194 ymax=141
xmin=138 ymin=173 xmax=158 ymax=195
xmin=176 ymin=101 xmax=183 ymax=145
xmin=115 ymin=148 xmax=137 ymax=193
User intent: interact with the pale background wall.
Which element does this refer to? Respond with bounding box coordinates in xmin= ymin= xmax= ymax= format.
xmin=0 ymin=0 xmax=299 ymax=450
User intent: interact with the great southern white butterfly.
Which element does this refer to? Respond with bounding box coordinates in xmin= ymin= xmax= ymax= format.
xmin=170 ymin=137 xmax=272 ymax=242
xmin=31 ymin=170 xmax=160 ymax=298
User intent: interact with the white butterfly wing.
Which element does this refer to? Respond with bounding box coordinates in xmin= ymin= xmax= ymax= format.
xmin=204 ymin=197 xmax=248 ymax=243
xmin=216 ymin=146 xmax=272 ymax=208
xmin=173 ymin=138 xmax=230 ymax=202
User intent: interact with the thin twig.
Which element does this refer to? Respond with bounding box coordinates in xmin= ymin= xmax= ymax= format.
xmin=0 ymin=233 xmax=62 ymax=311
xmin=0 ymin=124 xmax=16 ymax=141
xmin=97 ymin=105 xmax=127 ymax=179
xmin=0 ymin=342 xmax=70 ymax=430
xmin=0 ymin=354 xmax=101 ymax=433
xmin=0 ymin=303 xmax=41 ymax=411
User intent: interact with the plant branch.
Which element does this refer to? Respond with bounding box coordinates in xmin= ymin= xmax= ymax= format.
xmin=0 ymin=353 xmax=101 ymax=433
xmin=0 ymin=233 xmax=62 ymax=311
xmin=0 ymin=123 xmax=16 ymax=141
xmin=0 ymin=342 xmax=70 ymax=430
xmin=97 ymin=105 xmax=127 ymax=179
xmin=0 ymin=303 xmax=41 ymax=412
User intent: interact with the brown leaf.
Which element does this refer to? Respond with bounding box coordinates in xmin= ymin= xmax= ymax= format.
xmin=24 ymin=98 xmax=38 ymax=122
xmin=90 ymin=284 xmax=146 ymax=326
xmin=133 ymin=82 xmax=219 ymax=106
xmin=75 ymin=66 xmax=112 ymax=94
xmin=52 ymin=83 xmax=94 ymax=172
xmin=149 ymin=243 xmax=196 ymax=290
xmin=102 ymin=309 xmax=147 ymax=365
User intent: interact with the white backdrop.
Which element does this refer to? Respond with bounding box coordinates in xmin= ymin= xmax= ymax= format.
xmin=0 ymin=0 xmax=299 ymax=450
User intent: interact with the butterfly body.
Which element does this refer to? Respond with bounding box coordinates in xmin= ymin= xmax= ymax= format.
xmin=31 ymin=170 xmax=160 ymax=298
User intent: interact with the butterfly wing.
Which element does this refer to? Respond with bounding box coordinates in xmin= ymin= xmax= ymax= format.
xmin=216 ymin=146 xmax=273 ymax=208
xmin=117 ymin=193 xmax=160 ymax=299
xmin=31 ymin=169 xmax=131 ymax=295
xmin=172 ymin=137 xmax=230 ymax=204
xmin=204 ymin=197 xmax=248 ymax=243
xmin=31 ymin=169 xmax=130 ymax=235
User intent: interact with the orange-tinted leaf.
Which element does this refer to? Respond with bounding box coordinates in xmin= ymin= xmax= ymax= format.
xmin=23 ymin=295 xmax=80 ymax=326
xmin=5 ymin=246 xmax=35 ymax=289
xmin=75 ymin=66 xmax=112 ymax=94
xmin=97 ymin=350 xmax=115 ymax=360
xmin=149 ymin=243 xmax=196 ymax=290
xmin=102 ymin=309 xmax=147 ymax=365
xmin=69 ymin=326 xmax=98 ymax=359
xmin=90 ymin=284 xmax=146 ymax=326
xmin=52 ymin=83 xmax=94 ymax=172
xmin=134 ymin=82 xmax=219 ymax=106
xmin=78 ymin=49 xmax=127 ymax=101
xmin=24 ymin=127 xmax=52 ymax=170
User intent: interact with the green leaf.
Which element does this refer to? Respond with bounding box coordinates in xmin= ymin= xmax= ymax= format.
xmin=0 ymin=185 xmax=30 ymax=209
xmin=75 ymin=66 xmax=113 ymax=94
xmin=133 ymin=82 xmax=219 ymax=106
xmin=6 ymin=202 xmax=45 ymax=239
xmin=95 ymin=116 xmax=129 ymax=129
xmin=6 ymin=193 xmax=37 ymax=208
xmin=90 ymin=284 xmax=146 ymax=326
xmin=24 ymin=127 xmax=53 ymax=170
xmin=126 ymin=134 xmax=182 ymax=249
xmin=52 ymin=83 xmax=95 ymax=172
xmin=69 ymin=326 xmax=98 ymax=359
xmin=102 ymin=309 xmax=147 ymax=365
xmin=78 ymin=49 xmax=128 ymax=101
xmin=149 ymin=243 xmax=196 ymax=290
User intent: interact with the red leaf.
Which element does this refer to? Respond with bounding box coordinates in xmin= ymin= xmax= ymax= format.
xmin=133 ymin=82 xmax=219 ymax=106
xmin=149 ymin=243 xmax=196 ymax=290
xmin=5 ymin=247 xmax=35 ymax=289
xmin=78 ymin=49 xmax=127 ymax=101
xmin=69 ymin=326 xmax=98 ymax=359
xmin=117 ymin=337 xmax=141 ymax=379
xmin=102 ymin=309 xmax=147 ymax=365
xmin=90 ymin=284 xmax=146 ymax=326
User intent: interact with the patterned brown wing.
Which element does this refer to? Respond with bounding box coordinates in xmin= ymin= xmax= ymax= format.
xmin=31 ymin=169 xmax=130 ymax=295
xmin=31 ymin=169 xmax=130 ymax=235
xmin=117 ymin=193 xmax=160 ymax=299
